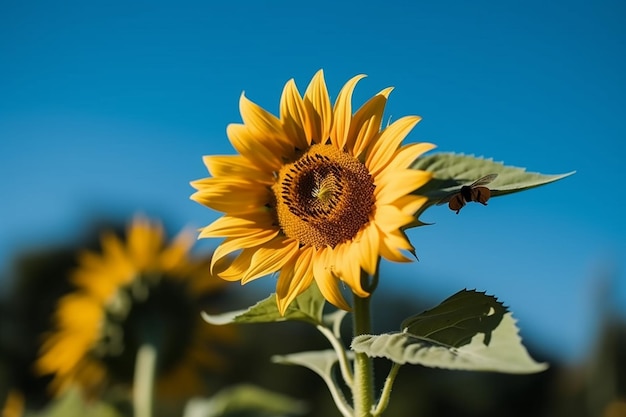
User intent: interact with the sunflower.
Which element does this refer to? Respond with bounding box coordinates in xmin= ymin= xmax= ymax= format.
xmin=35 ymin=217 xmax=235 ymax=401
xmin=191 ymin=70 xmax=434 ymax=314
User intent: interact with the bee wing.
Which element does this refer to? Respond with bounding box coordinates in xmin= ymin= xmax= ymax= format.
xmin=437 ymin=174 xmax=497 ymax=206
xmin=470 ymin=173 xmax=498 ymax=187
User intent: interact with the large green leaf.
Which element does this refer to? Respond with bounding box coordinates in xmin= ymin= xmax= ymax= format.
xmin=202 ymin=283 xmax=326 ymax=326
xmin=411 ymin=152 xmax=574 ymax=213
xmin=351 ymin=290 xmax=547 ymax=374
xmin=401 ymin=289 xmax=507 ymax=347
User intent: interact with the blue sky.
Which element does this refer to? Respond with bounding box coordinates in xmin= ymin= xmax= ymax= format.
xmin=1 ymin=0 xmax=624 ymax=364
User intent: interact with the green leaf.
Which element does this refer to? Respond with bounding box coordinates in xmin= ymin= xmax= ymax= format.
xmin=273 ymin=351 xmax=354 ymax=416
xmin=202 ymin=283 xmax=326 ymax=326
xmin=411 ymin=152 xmax=574 ymax=213
xmin=322 ymin=309 xmax=349 ymax=339
xmin=272 ymin=350 xmax=344 ymax=381
xmin=25 ymin=388 xmax=123 ymax=417
xmin=351 ymin=290 xmax=548 ymax=374
xmin=401 ymin=289 xmax=507 ymax=347
xmin=183 ymin=384 xmax=308 ymax=417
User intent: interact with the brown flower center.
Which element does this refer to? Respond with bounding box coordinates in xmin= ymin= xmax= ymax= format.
xmin=272 ymin=144 xmax=376 ymax=248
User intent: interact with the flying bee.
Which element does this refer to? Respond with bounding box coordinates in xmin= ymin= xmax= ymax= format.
xmin=437 ymin=174 xmax=498 ymax=214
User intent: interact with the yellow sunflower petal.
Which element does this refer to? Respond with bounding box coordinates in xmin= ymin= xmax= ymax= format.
xmin=347 ymin=87 xmax=393 ymax=158
xmin=127 ymin=217 xmax=164 ymax=271
xmin=2 ymin=390 xmax=25 ymax=417
xmin=55 ymin=294 xmax=103 ymax=333
xmin=241 ymin=238 xmax=300 ymax=284
xmin=378 ymin=239 xmax=413 ymax=262
xmin=226 ymin=123 xmax=284 ymax=173
xmin=312 ymin=247 xmax=352 ymax=311
xmin=331 ymin=244 xmax=357 ymax=291
xmin=217 ymin=248 xmax=255 ymax=281
xmin=330 ymin=74 xmax=366 ymax=150
xmin=202 ymin=155 xmax=273 ymax=183
xmin=356 ymin=224 xmax=380 ymax=276
xmin=71 ymin=261 xmax=126 ymax=303
xmin=190 ymin=177 xmax=270 ymax=215
xmin=275 ymin=246 xmax=315 ymax=314
xmin=366 ymin=115 xmax=422 ymax=176
xmin=377 ymin=226 xmax=415 ymax=262
xmin=38 ymin=332 xmax=93 ymax=375
xmin=303 ymin=69 xmax=332 ymax=144
xmin=379 ymin=142 xmax=436 ymax=173
xmin=239 ymin=92 xmax=287 ymax=142
xmin=100 ymin=232 xmax=126 ymax=264
xmin=331 ymin=242 xmax=369 ymax=298
xmin=75 ymin=250 xmax=102 ymax=270
xmin=198 ymin=213 xmax=276 ymax=239
xmin=375 ymin=169 xmax=433 ymax=205
xmin=392 ymin=194 xmax=430 ymax=216
xmin=375 ymin=204 xmax=415 ymax=232
xmin=160 ymin=228 xmax=195 ymax=272
xmin=211 ymin=229 xmax=279 ymax=271
xmin=280 ymin=78 xmax=309 ymax=149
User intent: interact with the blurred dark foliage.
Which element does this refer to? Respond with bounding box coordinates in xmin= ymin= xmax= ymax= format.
xmin=1 ymin=246 xmax=81 ymax=410
xmin=0 ymin=220 xmax=118 ymax=411
xmin=1 ymin=220 xmax=625 ymax=416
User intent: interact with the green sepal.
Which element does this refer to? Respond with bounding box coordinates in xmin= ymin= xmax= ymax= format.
xmin=202 ymin=283 xmax=326 ymax=326
xmin=351 ymin=290 xmax=547 ymax=374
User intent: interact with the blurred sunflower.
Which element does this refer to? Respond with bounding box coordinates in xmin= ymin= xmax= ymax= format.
xmin=35 ymin=217 xmax=236 ymax=401
xmin=191 ymin=70 xmax=434 ymax=314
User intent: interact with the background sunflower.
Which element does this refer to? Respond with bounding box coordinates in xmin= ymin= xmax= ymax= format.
xmin=32 ymin=216 xmax=237 ymax=413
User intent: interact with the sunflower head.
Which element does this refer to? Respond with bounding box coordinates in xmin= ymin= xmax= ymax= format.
xmin=191 ymin=70 xmax=434 ymax=314
xmin=35 ymin=216 xmax=236 ymax=402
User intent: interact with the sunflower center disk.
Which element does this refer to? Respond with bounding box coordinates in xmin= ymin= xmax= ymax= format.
xmin=273 ymin=144 xmax=375 ymax=248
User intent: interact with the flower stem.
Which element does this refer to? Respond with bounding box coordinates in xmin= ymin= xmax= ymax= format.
xmin=372 ymin=362 xmax=401 ymax=416
xmin=134 ymin=344 xmax=157 ymax=417
xmin=352 ymin=291 xmax=374 ymax=417
xmin=319 ymin=369 xmax=355 ymax=417
xmin=317 ymin=324 xmax=354 ymax=387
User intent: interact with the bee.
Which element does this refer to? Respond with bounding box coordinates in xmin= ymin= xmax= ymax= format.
xmin=438 ymin=174 xmax=498 ymax=214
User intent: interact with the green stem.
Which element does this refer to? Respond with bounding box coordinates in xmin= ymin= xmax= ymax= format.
xmin=319 ymin=370 xmax=354 ymax=417
xmin=133 ymin=344 xmax=157 ymax=417
xmin=317 ymin=324 xmax=354 ymax=387
xmin=352 ymin=289 xmax=374 ymax=417
xmin=372 ymin=362 xmax=402 ymax=416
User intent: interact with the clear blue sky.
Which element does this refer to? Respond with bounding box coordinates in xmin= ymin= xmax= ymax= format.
xmin=1 ymin=0 xmax=624 ymax=364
